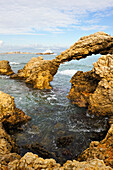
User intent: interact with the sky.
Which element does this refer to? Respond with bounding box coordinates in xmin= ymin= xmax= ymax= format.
xmin=0 ymin=0 xmax=113 ymax=52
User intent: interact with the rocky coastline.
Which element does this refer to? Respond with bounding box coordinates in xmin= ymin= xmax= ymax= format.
xmin=0 ymin=51 xmax=55 ymax=55
xmin=0 ymin=31 xmax=113 ymax=169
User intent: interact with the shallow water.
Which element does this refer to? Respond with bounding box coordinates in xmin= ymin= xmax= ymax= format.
xmin=0 ymin=53 xmax=108 ymax=164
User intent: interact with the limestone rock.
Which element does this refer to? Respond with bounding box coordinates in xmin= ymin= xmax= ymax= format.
xmin=67 ymin=71 xmax=100 ymax=107
xmin=88 ymin=54 xmax=113 ymax=116
xmin=11 ymin=57 xmax=60 ymax=89
xmin=0 ymin=60 xmax=14 ymax=75
xmin=77 ymin=124 xmax=113 ymax=168
xmin=7 ymin=152 xmax=112 ymax=169
xmin=56 ymin=32 xmax=113 ymax=63
xmin=0 ymin=91 xmax=31 ymax=129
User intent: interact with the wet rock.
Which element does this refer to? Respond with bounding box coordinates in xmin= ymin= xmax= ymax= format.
xmin=22 ymin=142 xmax=56 ymax=160
xmin=0 ymin=60 xmax=14 ymax=75
xmin=77 ymin=124 xmax=113 ymax=168
xmin=0 ymin=91 xmax=31 ymax=129
xmin=57 ymin=135 xmax=73 ymax=147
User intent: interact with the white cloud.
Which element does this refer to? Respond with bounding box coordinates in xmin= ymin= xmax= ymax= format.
xmin=0 ymin=0 xmax=113 ymax=34
xmin=81 ymin=25 xmax=109 ymax=31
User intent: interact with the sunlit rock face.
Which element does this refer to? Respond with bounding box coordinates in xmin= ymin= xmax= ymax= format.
xmin=11 ymin=56 xmax=60 ymax=89
xmin=68 ymin=54 xmax=113 ymax=116
xmin=0 ymin=91 xmax=31 ymax=129
xmin=7 ymin=152 xmax=112 ymax=169
xmin=11 ymin=32 xmax=113 ymax=90
xmin=0 ymin=60 xmax=14 ymax=75
xmin=88 ymin=54 xmax=113 ymax=116
xmin=56 ymin=31 xmax=113 ymax=63
xmin=77 ymin=124 xmax=113 ymax=168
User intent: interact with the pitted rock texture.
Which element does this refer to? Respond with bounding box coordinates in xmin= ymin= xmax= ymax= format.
xmin=0 ymin=122 xmax=21 ymax=168
xmin=88 ymin=54 xmax=113 ymax=116
xmin=0 ymin=91 xmax=31 ymax=129
xmin=56 ymin=32 xmax=113 ymax=63
xmin=77 ymin=124 xmax=113 ymax=168
xmin=7 ymin=152 xmax=112 ymax=170
xmin=11 ymin=32 xmax=113 ymax=90
xmin=68 ymin=54 xmax=113 ymax=116
xmin=0 ymin=60 xmax=14 ymax=75
xmin=67 ymin=71 xmax=100 ymax=107
xmin=11 ymin=56 xmax=60 ymax=89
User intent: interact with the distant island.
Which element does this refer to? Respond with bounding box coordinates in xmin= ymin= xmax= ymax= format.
xmin=0 ymin=50 xmax=54 ymax=55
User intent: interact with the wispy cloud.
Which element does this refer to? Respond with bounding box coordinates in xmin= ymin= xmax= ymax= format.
xmin=0 ymin=0 xmax=113 ymax=35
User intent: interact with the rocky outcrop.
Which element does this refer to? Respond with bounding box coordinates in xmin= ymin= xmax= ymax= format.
xmin=68 ymin=54 xmax=113 ymax=116
xmin=56 ymin=31 xmax=113 ymax=63
xmin=77 ymin=124 xmax=113 ymax=168
xmin=0 ymin=122 xmax=21 ymax=169
xmin=88 ymin=54 xmax=113 ymax=116
xmin=7 ymin=152 xmax=112 ymax=169
xmin=67 ymin=71 xmax=100 ymax=107
xmin=0 ymin=91 xmax=31 ymax=129
xmin=0 ymin=60 xmax=14 ymax=75
xmin=11 ymin=56 xmax=60 ymax=89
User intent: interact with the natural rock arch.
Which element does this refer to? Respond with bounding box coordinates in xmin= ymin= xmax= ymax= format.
xmin=10 ymin=31 xmax=113 ymax=90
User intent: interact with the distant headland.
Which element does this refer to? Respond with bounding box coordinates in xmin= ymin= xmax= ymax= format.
xmin=0 ymin=50 xmax=54 ymax=55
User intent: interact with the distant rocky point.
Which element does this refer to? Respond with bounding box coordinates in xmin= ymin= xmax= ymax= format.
xmin=0 ymin=50 xmax=54 ymax=55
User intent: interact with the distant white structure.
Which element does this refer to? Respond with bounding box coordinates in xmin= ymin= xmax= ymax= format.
xmin=43 ymin=50 xmax=53 ymax=54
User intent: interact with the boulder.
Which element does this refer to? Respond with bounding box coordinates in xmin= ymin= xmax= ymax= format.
xmin=11 ymin=57 xmax=60 ymax=89
xmin=0 ymin=60 xmax=14 ymax=75
xmin=77 ymin=124 xmax=113 ymax=168
xmin=0 ymin=91 xmax=31 ymax=129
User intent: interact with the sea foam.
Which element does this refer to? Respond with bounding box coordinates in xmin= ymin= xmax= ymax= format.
xmin=58 ymin=69 xmax=77 ymax=76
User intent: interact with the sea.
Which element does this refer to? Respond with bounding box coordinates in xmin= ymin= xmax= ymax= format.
xmin=0 ymin=53 xmax=108 ymax=164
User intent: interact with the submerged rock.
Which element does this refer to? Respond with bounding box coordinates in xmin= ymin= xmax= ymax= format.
xmin=0 ymin=60 xmax=14 ymax=75
xmin=77 ymin=124 xmax=113 ymax=168
xmin=0 ymin=91 xmax=31 ymax=129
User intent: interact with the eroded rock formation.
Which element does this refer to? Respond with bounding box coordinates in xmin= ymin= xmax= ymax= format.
xmin=0 ymin=91 xmax=31 ymax=129
xmin=77 ymin=124 xmax=113 ymax=168
xmin=7 ymin=152 xmax=112 ymax=169
xmin=56 ymin=31 xmax=113 ymax=63
xmin=11 ymin=56 xmax=60 ymax=89
xmin=0 ymin=60 xmax=14 ymax=75
xmin=10 ymin=32 xmax=113 ymax=90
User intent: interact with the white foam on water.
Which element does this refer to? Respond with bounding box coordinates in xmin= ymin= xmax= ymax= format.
xmin=0 ymin=75 xmax=9 ymax=79
xmin=58 ymin=70 xmax=77 ymax=76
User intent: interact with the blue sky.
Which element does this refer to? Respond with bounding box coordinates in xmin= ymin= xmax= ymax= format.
xmin=0 ymin=0 xmax=113 ymax=52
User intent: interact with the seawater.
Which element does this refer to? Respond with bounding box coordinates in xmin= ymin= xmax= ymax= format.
xmin=0 ymin=53 xmax=108 ymax=164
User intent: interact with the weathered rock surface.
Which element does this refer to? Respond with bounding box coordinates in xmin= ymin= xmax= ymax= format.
xmin=11 ymin=56 xmax=60 ymax=89
xmin=68 ymin=54 xmax=113 ymax=116
xmin=10 ymin=32 xmax=113 ymax=90
xmin=7 ymin=152 xmax=112 ymax=169
xmin=88 ymin=54 xmax=113 ymax=116
xmin=78 ymin=124 xmax=113 ymax=168
xmin=56 ymin=31 xmax=113 ymax=63
xmin=0 ymin=60 xmax=14 ymax=75
xmin=67 ymin=71 xmax=100 ymax=107
xmin=0 ymin=122 xmax=21 ymax=168
xmin=0 ymin=91 xmax=31 ymax=129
